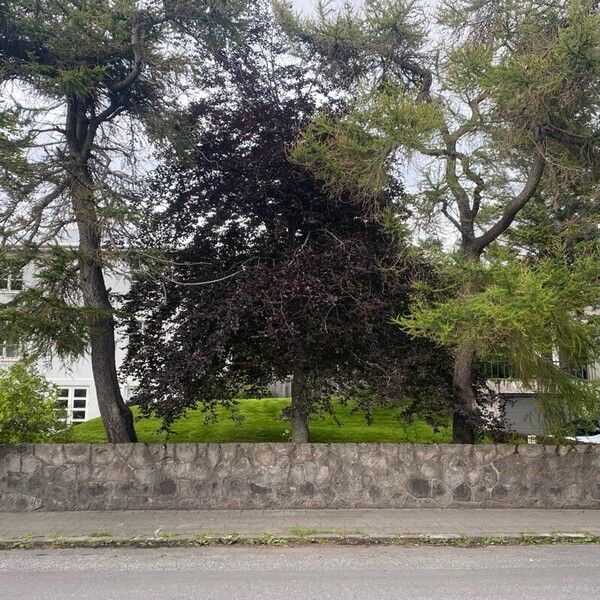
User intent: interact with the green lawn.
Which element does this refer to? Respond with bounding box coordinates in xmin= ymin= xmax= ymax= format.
xmin=59 ymin=398 xmax=452 ymax=444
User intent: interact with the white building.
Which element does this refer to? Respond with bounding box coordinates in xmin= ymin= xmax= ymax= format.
xmin=489 ymin=362 xmax=600 ymax=435
xmin=0 ymin=262 xmax=137 ymax=424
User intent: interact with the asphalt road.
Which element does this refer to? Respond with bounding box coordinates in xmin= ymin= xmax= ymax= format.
xmin=1 ymin=545 xmax=599 ymax=600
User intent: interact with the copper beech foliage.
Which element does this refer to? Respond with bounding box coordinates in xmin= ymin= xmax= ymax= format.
xmin=124 ymin=8 xmax=455 ymax=437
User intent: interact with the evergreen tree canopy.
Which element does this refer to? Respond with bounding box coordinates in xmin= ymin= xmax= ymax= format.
xmin=277 ymin=0 xmax=600 ymax=442
xmin=0 ymin=0 xmax=256 ymax=441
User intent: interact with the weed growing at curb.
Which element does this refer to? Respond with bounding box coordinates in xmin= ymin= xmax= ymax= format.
xmin=1 ymin=533 xmax=599 ymax=550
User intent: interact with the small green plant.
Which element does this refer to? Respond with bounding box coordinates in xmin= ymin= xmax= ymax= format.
xmin=0 ymin=361 xmax=63 ymax=443
xmin=251 ymin=533 xmax=287 ymax=545
xmin=86 ymin=531 xmax=112 ymax=538
xmin=288 ymin=528 xmax=363 ymax=537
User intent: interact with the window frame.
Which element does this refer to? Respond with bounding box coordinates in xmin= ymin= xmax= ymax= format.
xmin=0 ymin=269 xmax=24 ymax=293
xmin=57 ymin=387 xmax=89 ymax=424
xmin=0 ymin=341 xmax=22 ymax=362
xmin=124 ymin=385 xmax=138 ymax=404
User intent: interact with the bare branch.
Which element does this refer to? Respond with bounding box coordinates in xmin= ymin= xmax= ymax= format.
xmin=473 ymin=147 xmax=546 ymax=252
xmin=108 ymin=21 xmax=146 ymax=94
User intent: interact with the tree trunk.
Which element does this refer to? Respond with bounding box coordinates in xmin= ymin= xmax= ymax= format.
xmin=89 ymin=310 xmax=137 ymax=443
xmin=71 ymin=167 xmax=137 ymax=443
xmin=290 ymin=369 xmax=309 ymax=442
xmin=452 ymin=246 xmax=480 ymax=444
xmin=452 ymin=343 xmax=477 ymax=444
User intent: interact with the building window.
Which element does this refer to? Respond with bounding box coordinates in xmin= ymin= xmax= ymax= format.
xmin=57 ymin=387 xmax=88 ymax=423
xmin=0 ymin=342 xmax=21 ymax=361
xmin=124 ymin=385 xmax=137 ymax=405
xmin=0 ymin=269 xmax=24 ymax=292
xmin=562 ymin=364 xmax=589 ymax=380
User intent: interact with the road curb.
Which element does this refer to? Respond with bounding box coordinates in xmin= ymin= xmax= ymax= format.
xmin=1 ymin=532 xmax=599 ymax=550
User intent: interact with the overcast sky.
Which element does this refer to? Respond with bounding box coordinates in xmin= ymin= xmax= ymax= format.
xmin=292 ymin=0 xmax=361 ymax=14
xmin=291 ymin=1 xmax=437 ymax=18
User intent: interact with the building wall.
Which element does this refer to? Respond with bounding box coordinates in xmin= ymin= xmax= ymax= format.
xmin=2 ymin=442 xmax=599 ymax=511
xmin=490 ymin=368 xmax=600 ymax=436
xmin=269 ymin=379 xmax=292 ymax=398
xmin=504 ymin=395 xmax=544 ymax=435
xmin=0 ymin=264 xmax=136 ymax=423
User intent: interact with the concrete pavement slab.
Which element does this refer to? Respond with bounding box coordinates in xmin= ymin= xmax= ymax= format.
xmin=1 ymin=508 xmax=600 ymax=547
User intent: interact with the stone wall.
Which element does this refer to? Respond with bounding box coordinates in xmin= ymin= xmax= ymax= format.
xmin=1 ymin=443 xmax=599 ymax=511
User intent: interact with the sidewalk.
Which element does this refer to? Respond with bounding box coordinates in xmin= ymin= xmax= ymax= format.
xmin=2 ymin=509 xmax=600 ymax=548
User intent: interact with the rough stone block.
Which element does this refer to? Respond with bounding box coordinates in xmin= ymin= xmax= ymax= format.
xmin=64 ymin=444 xmax=92 ymax=465
xmin=1 ymin=442 xmax=600 ymax=511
